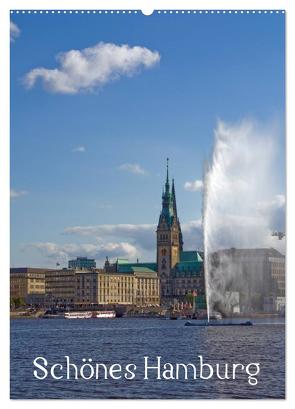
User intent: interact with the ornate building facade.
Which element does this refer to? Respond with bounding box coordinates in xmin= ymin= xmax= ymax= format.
xmin=102 ymin=159 xmax=206 ymax=308
xmin=157 ymin=159 xmax=183 ymax=297
xmin=75 ymin=266 xmax=160 ymax=307
xmin=10 ymin=268 xmax=47 ymax=305
xmin=156 ymin=159 xmax=206 ymax=307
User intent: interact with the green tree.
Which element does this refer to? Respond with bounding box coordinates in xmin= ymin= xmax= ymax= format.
xmin=12 ymin=297 xmax=25 ymax=308
xmin=185 ymin=293 xmax=194 ymax=304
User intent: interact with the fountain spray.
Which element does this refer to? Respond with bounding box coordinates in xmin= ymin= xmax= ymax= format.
xmin=202 ymin=119 xmax=284 ymax=319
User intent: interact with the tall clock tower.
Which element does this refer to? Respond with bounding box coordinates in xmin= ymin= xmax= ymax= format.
xmin=157 ymin=159 xmax=183 ymax=298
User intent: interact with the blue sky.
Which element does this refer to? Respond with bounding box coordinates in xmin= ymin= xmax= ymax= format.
xmin=10 ymin=11 xmax=285 ymax=267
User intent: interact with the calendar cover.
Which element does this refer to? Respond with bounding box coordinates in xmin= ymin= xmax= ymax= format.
xmin=10 ymin=9 xmax=285 ymax=399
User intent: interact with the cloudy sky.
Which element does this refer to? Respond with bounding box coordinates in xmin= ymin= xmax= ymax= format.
xmin=10 ymin=11 xmax=285 ymax=268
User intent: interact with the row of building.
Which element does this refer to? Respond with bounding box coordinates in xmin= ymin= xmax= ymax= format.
xmin=10 ymin=259 xmax=160 ymax=307
xmin=209 ymin=247 xmax=285 ymax=314
xmin=10 ymin=247 xmax=285 ymax=314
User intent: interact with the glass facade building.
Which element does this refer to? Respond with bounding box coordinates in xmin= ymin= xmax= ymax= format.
xmin=68 ymin=257 xmax=96 ymax=270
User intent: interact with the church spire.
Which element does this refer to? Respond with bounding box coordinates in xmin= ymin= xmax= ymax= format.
xmin=165 ymin=157 xmax=170 ymax=193
xmin=171 ymin=177 xmax=183 ymax=251
xmin=160 ymin=158 xmax=173 ymax=226
xmin=172 ymin=178 xmax=178 ymax=218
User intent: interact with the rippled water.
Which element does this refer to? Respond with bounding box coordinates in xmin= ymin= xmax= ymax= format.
xmin=10 ymin=318 xmax=285 ymax=399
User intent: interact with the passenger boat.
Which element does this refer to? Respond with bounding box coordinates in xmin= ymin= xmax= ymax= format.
xmin=64 ymin=311 xmax=93 ymax=319
xmin=95 ymin=311 xmax=116 ymax=318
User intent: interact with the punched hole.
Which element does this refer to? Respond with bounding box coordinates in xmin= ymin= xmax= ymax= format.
xmin=141 ymin=9 xmax=154 ymax=16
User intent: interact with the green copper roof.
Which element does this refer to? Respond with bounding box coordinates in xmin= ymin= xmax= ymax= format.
xmin=180 ymin=251 xmax=203 ymax=262
xmin=174 ymin=261 xmax=202 ymax=277
xmin=116 ymin=258 xmax=130 ymax=264
xmin=117 ymin=262 xmax=157 ymax=273
xmin=131 ymin=266 xmax=157 ymax=274
xmin=173 ymin=252 xmax=203 ymax=277
xmin=159 ymin=159 xmax=175 ymax=227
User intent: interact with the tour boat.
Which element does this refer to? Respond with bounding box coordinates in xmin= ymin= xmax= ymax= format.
xmin=95 ymin=311 xmax=116 ymax=319
xmin=64 ymin=311 xmax=93 ymax=319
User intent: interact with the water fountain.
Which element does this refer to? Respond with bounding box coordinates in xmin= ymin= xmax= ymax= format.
xmin=186 ymin=119 xmax=285 ymax=327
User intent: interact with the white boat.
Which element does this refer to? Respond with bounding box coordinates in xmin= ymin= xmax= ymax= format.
xmin=95 ymin=311 xmax=116 ymax=318
xmin=64 ymin=311 xmax=93 ymax=319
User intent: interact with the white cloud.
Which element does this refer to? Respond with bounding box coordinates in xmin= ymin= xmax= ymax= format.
xmin=257 ymin=194 xmax=285 ymax=233
xmin=64 ymin=223 xmax=155 ymax=250
xmin=118 ymin=163 xmax=147 ymax=175
xmin=24 ymin=42 xmax=160 ymax=94
xmin=26 ymin=241 xmax=137 ymax=263
xmin=10 ymin=189 xmax=28 ymax=199
xmin=182 ymin=219 xmax=203 ymax=249
xmin=23 ymin=220 xmax=204 ymax=267
xmin=10 ymin=21 xmax=20 ymax=42
xmin=184 ymin=179 xmax=203 ymax=192
xmin=64 ymin=220 xmax=204 ymax=252
xmin=72 ymin=145 xmax=86 ymax=153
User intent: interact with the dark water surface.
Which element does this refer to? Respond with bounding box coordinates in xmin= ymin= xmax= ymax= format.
xmin=10 ymin=318 xmax=285 ymax=399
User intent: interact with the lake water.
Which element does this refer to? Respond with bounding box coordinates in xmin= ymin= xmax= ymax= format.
xmin=10 ymin=318 xmax=285 ymax=399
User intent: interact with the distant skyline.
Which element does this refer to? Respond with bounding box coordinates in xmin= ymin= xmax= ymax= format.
xmin=10 ymin=11 xmax=285 ymax=268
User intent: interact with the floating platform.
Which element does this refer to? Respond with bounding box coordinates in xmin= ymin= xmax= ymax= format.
xmin=185 ymin=320 xmax=253 ymax=327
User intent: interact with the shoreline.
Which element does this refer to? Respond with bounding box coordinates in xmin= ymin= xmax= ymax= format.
xmin=10 ymin=313 xmax=285 ymax=321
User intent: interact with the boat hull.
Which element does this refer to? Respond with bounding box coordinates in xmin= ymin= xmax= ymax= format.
xmin=185 ymin=320 xmax=253 ymax=327
xmin=95 ymin=311 xmax=116 ymax=318
xmin=64 ymin=312 xmax=92 ymax=319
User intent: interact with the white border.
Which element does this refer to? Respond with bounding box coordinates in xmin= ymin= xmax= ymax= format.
xmin=1 ymin=1 xmax=293 ymax=408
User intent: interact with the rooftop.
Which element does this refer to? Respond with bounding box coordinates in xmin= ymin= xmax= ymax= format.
xmin=117 ymin=262 xmax=157 ymax=274
xmin=180 ymin=251 xmax=203 ymax=263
